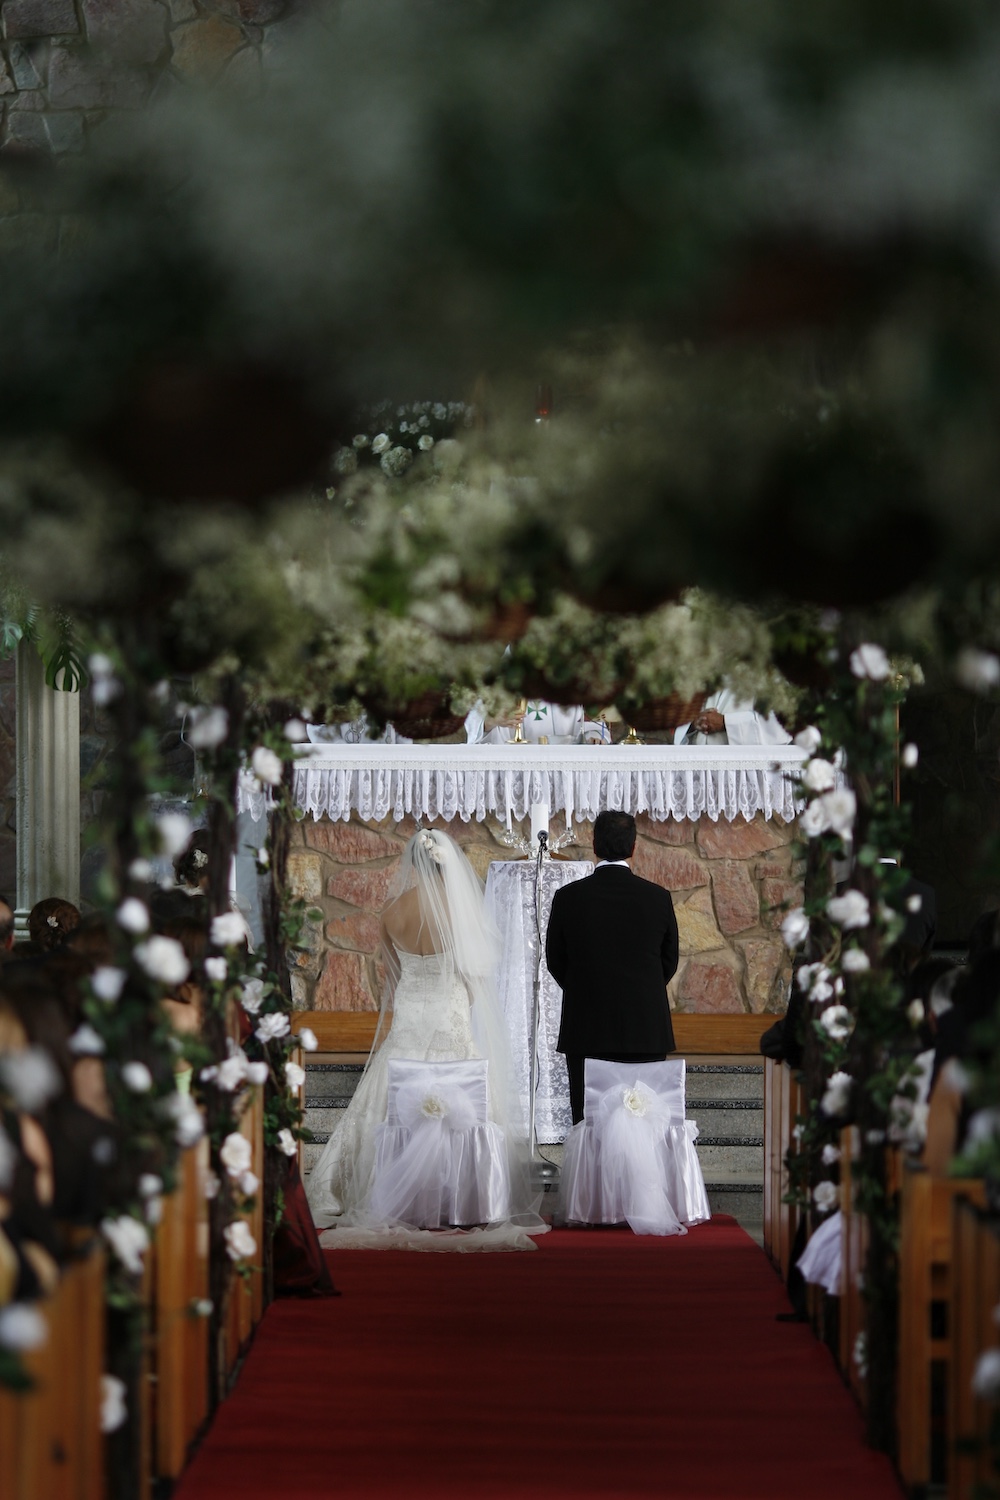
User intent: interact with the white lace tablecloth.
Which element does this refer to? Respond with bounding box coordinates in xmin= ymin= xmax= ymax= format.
xmin=485 ymin=859 xmax=590 ymax=1144
xmin=239 ymin=743 xmax=810 ymax=825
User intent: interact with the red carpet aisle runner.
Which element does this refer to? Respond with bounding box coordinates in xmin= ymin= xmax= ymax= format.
xmin=175 ymin=1217 xmax=902 ymax=1500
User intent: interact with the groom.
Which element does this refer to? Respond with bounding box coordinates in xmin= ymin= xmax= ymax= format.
xmin=545 ymin=810 xmax=679 ymax=1124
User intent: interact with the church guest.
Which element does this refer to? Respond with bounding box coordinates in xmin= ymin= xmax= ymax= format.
xmin=28 ymin=897 xmax=81 ymax=953
xmin=0 ymin=895 xmax=14 ymax=955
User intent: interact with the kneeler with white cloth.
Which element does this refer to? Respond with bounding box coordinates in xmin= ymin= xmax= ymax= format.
xmin=370 ymin=1059 xmax=511 ymax=1229
xmin=562 ymin=1059 xmax=711 ymax=1236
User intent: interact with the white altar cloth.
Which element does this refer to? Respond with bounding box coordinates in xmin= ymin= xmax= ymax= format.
xmin=239 ymin=743 xmax=810 ymax=825
xmin=485 ymin=859 xmax=590 ymax=1144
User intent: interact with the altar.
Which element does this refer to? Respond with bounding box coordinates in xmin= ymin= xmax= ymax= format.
xmin=265 ymin=740 xmax=808 ymax=1044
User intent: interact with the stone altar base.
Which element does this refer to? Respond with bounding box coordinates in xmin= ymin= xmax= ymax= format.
xmin=286 ymin=810 xmax=803 ymax=1019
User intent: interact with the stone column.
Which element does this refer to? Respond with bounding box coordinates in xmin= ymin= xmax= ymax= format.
xmin=15 ymin=639 xmax=80 ymax=930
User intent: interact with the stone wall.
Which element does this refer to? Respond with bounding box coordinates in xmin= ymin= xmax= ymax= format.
xmin=289 ymin=811 xmax=802 ymax=1018
xmin=0 ymin=0 xmax=286 ymax=170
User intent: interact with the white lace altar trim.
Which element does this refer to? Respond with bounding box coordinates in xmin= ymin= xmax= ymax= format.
xmin=238 ymin=743 xmax=812 ymax=825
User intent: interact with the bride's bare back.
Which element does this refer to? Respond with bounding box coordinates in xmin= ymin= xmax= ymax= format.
xmin=381 ymin=886 xmax=447 ymax=956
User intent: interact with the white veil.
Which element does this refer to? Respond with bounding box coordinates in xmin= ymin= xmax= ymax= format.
xmin=315 ymin=826 xmax=545 ymax=1247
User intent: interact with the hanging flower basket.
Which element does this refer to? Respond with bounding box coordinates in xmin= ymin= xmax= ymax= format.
xmin=511 ymin=671 xmax=624 ymax=707
xmin=360 ymin=692 xmax=466 ymax=740
xmin=614 ymin=691 xmax=706 ymax=733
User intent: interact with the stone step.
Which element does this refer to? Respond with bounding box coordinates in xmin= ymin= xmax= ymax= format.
xmin=683 ymin=1061 xmax=764 ymax=1102
xmin=688 ymin=1101 xmax=764 ymax=1139
xmin=304 ymin=1062 xmax=364 ymax=1103
xmin=693 ymin=1138 xmax=763 ymax=1178
xmin=705 ymin=1180 xmax=764 ymax=1224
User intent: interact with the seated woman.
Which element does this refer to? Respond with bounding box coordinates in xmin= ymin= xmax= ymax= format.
xmin=306 ymin=827 xmax=542 ymax=1246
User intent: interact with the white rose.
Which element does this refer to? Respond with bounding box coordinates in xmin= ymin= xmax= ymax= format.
xmin=193 ymin=1298 xmax=213 ymax=1317
xmin=819 ymin=788 xmax=856 ymax=838
xmin=905 ymin=893 xmax=922 ymax=913
xmin=255 ymin=1013 xmax=291 ymax=1044
xmin=841 ymin=948 xmax=870 ymax=974
xmin=239 ymin=1170 xmax=259 ymax=1196
xmin=251 ymin=745 xmax=284 ymax=787
xmin=0 ymin=1303 xmax=47 ymax=1351
xmin=241 ymin=978 xmax=265 ymax=1015
xmin=798 ymin=800 xmax=829 ymax=839
xmin=821 ymin=1143 xmax=841 ymax=1166
xmin=69 ymin=1023 xmax=106 ymax=1056
xmin=821 ymin=1070 xmax=853 ymax=1117
xmin=88 ymin=652 xmax=114 ymax=679
xmin=972 ymin=1349 xmax=1000 ymax=1401
xmin=204 ymin=956 xmax=228 ymax=983
xmin=283 ymin=718 xmax=307 ymax=742
xmin=285 ymin=1061 xmax=305 ymax=1090
xmin=907 ymin=999 xmax=925 ymax=1027
xmin=157 ymin=812 xmax=193 ymax=857
xmin=417 ymin=433 xmax=434 ymax=450
xmin=813 ymin=1180 xmax=839 ymax=1214
xmin=145 ymin=1195 xmax=163 ymax=1226
xmin=256 ymin=847 xmax=270 ymax=869
xmin=850 ymin=643 xmax=891 ymax=681
xmin=138 ymin=1173 xmax=163 ymax=1198
xmin=955 ymin=647 xmax=1000 ymax=693
xmin=211 ymin=912 xmax=247 ymax=948
xmin=810 ymin=980 xmax=834 ymax=1004
xmin=622 ymin=1087 xmax=649 ymax=1117
xmin=818 ymin=1005 xmax=853 ymax=1042
xmin=161 ymin=1091 xmax=204 ymax=1148
xmin=224 ymin=1221 xmax=257 ymax=1262
xmin=220 ymin=1132 xmax=253 ymax=1178
xmin=214 ymin=1051 xmax=250 ymax=1092
xmin=853 ymin=1332 xmax=868 ymax=1377
xmin=277 ymin=1128 xmax=298 ymax=1156
xmin=0 ymin=1047 xmax=62 ymax=1111
xmin=187 ymin=705 xmax=229 ymax=750
xmin=802 ymin=758 xmax=837 ymax=793
xmin=92 ymin=966 xmax=127 ymax=1003
xmin=100 ymin=1374 xmax=128 ymax=1433
xmin=102 ymin=1215 xmax=150 ymax=1275
xmin=128 ymin=857 xmax=153 ymax=882
xmin=371 ymin=432 xmax=391 ymax=454
xmin=203 ymin=1171 xmax=220 ymax=1200
xmin=827 ymin=890 xmax=870 ymax=930
xmin=297 ymin=1027 xmax=318 ymax=1052
xmin=901 ymin=743 xmax=919 ymax=768
xmin=116 ymin=897 xmax=150 ymax=934
xmin=793 ymin=725 xmax=822 ymax=754
xmin=121 ymin=1061 xmax=153 ymax=1093
xmin=246 ymin=1061 xmax=269 ymax=1086
xmin=966 ymin=1108 xmax=1000 ymax=1147
xmin=420 ymin=1094 xmax=446 ymax=1119
xmin=780 ymin=907 xmax=810 ymax=949
xmin=352 ymin=433 xmax=370 ymax=448
xmin=135 ymin=935 xmax=190 ymax=987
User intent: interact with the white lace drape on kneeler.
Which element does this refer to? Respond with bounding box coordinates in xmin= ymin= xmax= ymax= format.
xmin=485 ymin=860 xmax=591 ymax=1144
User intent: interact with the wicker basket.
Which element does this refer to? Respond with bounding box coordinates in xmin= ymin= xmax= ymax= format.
xmin=513 ymin=672 xmax=624 ymax=707
xmin=615 ymin=691 xmax=706 ymax=733
xmin=361 ymin=693 xmax=466 ymax=741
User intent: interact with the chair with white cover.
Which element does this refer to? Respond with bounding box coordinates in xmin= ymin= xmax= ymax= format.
xmin=562 ymin=1059 xmax=711 ymax=1236
xmin=370 ymin=1059 xmax=511 ymax=1228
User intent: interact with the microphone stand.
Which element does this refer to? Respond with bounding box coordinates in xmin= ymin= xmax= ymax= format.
xmin=529 ymin=829 xmax=560 ymax=1192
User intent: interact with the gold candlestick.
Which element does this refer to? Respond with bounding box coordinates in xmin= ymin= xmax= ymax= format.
xmin=511 ymin=699 xmax=527 ymax=744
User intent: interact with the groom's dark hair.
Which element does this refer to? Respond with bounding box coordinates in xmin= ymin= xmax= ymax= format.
xmin=593 ymin=811 xmax=636 ymax=862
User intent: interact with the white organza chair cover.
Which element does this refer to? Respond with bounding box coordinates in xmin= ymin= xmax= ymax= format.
xmin=370 ymin=1059 xmax=511 ymax=1229
xmin=562 ymin=1060 xmax=711 ymax=1236
xmin=796 ymin=1210 xmax=843 ymax=1296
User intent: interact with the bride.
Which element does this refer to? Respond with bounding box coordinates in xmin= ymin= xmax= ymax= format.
xmin=306 ymin=826 xmax=542 ymax=1246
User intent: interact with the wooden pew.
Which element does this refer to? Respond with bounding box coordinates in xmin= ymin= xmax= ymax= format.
xmin=763 ymin=1060 xmax=803 ymax=1280
xmin=897 ymin=1164 xmax=987 ymax=1491
xmin=839 ymin=1126 xmax=868 ymax=1408
xmin=223 ymin=1087 xmax=265 ymax=1383
xmin=949 ymin=1195 xmax=1000 ymax=1500
xmin=0 ymin=1248 xmax=105 ymax=1500
xmin=151 ymin=1136 xmax=211 ymax=1484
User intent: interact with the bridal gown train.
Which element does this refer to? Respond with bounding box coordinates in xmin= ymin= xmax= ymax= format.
xmin=306 ymin=950 xmax=485 ymax=1229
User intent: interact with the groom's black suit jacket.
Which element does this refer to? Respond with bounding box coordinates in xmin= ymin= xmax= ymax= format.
xmin=545 ymin=864 xmax=678 ymax=1058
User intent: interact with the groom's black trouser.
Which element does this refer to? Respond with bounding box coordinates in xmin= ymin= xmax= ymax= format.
xmin=565 ymin=1053 xmax=666 ymax=1125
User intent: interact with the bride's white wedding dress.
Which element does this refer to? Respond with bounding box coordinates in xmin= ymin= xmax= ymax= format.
xmin=306 ymin=950 xmax=482 ymax=1228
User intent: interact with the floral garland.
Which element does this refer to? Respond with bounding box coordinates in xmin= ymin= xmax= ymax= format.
xmin=778 ymin=630 xmax=926 ymax=1451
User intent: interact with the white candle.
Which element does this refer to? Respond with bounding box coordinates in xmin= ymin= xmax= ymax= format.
xmin=530 ymin=797 xmax=550 ymax=847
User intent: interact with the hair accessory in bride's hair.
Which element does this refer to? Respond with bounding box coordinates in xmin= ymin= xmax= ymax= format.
xmin=417 ymin=829 xmax=445 ymax=864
